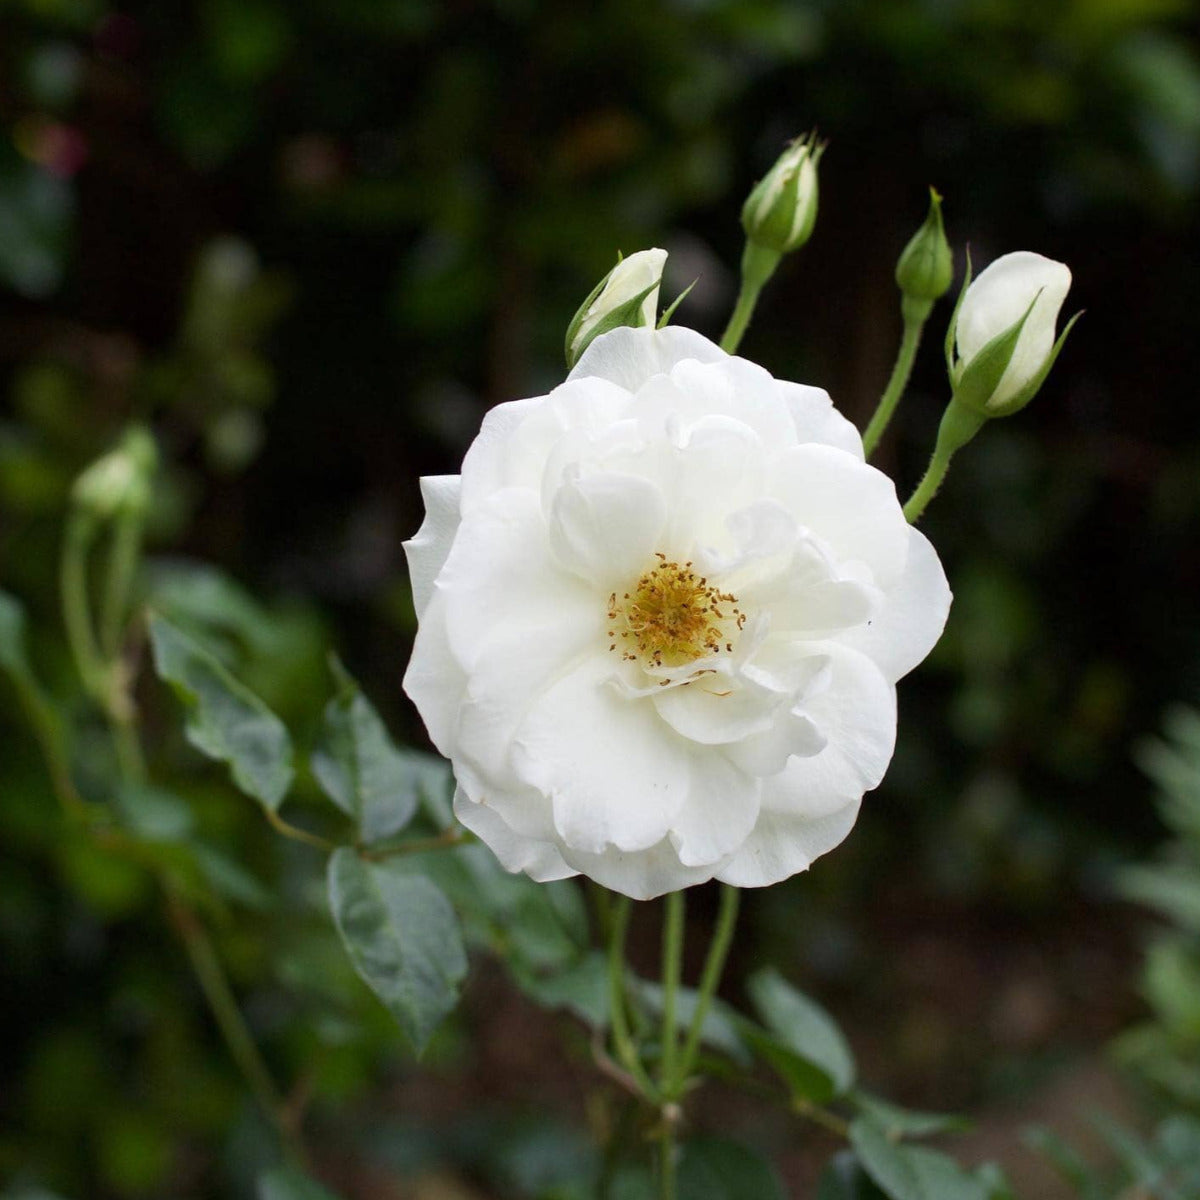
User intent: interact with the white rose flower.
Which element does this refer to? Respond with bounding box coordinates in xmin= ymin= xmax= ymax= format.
xmin=403 ymin=327 xmax=951 ymax=900
xmin=953 ymin=251 xmax=1072 ymax=413
xmin=565 ymin=248 xmax=667 ymax=368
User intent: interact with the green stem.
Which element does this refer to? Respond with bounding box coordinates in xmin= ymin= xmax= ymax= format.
xmin=60 ymin=516 xmax=105 ymax=698
xmin=100 ymin=509 xmax=145 ymax=659
xmin=862 ymin=297 xmax=932 ymax=459
xmin=10 ymin=674 xmax=96 ymax=823
xmin=675 ymin=884 xmax=740 ymax=1089
xmin=356 ymin=825 xmax=466 ymax=860
xmin=167 ymin=890 xmax=291 ymax=1136
xmin=902 ymin=397 xmax=986 ymax=524
xmin=658 ymin=1118 xmax=677 ymax=1200
xmin=719 ymin=243 xmax=781 ymax=355
xmin=607 ymin=895 xmax=659 ymax=1101
xmin=659 ymin=890 xmax=685 ymax=1094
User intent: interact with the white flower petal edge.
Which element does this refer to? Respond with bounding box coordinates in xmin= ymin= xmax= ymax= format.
xmin=404 ymin=326 xmax=952 ymax=899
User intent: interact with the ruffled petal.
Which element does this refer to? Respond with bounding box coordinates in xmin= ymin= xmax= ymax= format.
xmin=547 ymin=470 xmax=667 ymax=588
xmin=403 ymin=475 xmax=462 ymax=621
xmin=512 ymin=655 xmax=690 ymax=855
xmin=568 ymin=325 xmax=725 ymax=391
xmin=839 ymin=525 xmax=952 ymax=683
xmin=402 ymin=589 xmax=466 ymax=756
xmin=558 ymin=835 xmax=717 ymax=901
xmin=453 ymin=787 xmax=576 ymax=882
xmin=716 ymin=799 xmax=860 ymax=888
xmin=669 ymin=754 xmax=760 ymax=867
xmin=776 ymin=380 xmax=864 ymax=459
xmin=769 ymin=444 xmax=909 ymax=589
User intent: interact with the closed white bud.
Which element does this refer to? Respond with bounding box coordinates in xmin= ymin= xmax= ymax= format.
xmin=950 ymin=251 xmax=1074 ymax=416
xmin=565 ymin=248 xmax=666 ymax=368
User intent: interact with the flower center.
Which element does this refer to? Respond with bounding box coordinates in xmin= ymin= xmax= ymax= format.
xmin=608 ymin=552 xmax=744 ymax=671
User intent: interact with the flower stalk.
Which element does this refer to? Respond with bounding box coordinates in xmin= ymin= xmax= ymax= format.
xmin=720 ymin=242 xmax=780 ymax=354
xmin=862 ymin=296 xmax=930 ymax=458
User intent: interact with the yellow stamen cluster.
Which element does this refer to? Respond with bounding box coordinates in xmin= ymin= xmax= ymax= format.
xmin=608 ymin=553 xmax=744 ymax=675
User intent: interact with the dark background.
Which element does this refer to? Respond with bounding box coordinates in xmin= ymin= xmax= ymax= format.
xmin=2 ymin=0 xmax=1200 ymax=1196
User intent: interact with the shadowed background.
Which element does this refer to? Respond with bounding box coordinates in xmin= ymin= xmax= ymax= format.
xmin=2 ymin=0 xmax=1199 ymax=1196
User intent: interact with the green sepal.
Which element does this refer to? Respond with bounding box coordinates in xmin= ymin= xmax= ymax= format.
xmin=563 ymin=271 xmax=610 ymax=365
xmin=658 ymin=278 xmax=698 ymax=328
xmin=935 ymin=397 xmax=987 ymax=459
xmin=978 ymin=308 xmax=1082 ymax=418
xmin=564 ymin=279 xmax=660 ymax=370
xmin=950 ymin=289 xmax=1040 ymax=417
xmin=943 ymin=247 xmax=972 ymax=378
xmin=895 ymin=186 xmax=953 ymax=303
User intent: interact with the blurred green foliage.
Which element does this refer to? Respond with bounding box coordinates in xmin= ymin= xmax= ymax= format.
xmin=3 ymin=0 xmax=1200 ymax=1195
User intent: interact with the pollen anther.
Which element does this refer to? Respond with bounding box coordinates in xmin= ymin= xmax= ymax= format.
xmin=608 ymin=554 xmax=742 ymax=668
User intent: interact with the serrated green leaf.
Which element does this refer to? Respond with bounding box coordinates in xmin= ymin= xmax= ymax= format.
xmin=257 ymin=1165 xmax=343 ymax=1200
xmin=745 ymin=968 xmax=855 ymax=1101
xmin=148 ymin=613 xmax=294 ymax=811
xmin=311 ymin=662 xmax=427 ymax=841
xmin=326 ymin=847 xmax=466 ymax=1052
xmin=676 ymin=1137 xmax=787 ymax=1200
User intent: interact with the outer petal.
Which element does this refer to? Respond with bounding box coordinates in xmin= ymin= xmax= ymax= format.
xmin=437 ymin=491 xmax=600 ymax=786
xmin=402 ymin=589 xmax=466 ymax=757
xmin=776 ymin=380 xmax=864 ymax=459
xmin=839 ymin=525 xmax=952 ymax=683
xmin=716 ymin=800 xmax=860 ymax=888
xmin=716 ymin=643 xmax=894 ymax=886
xmin=669 ymin=754 xmax=761 ymax=868
xmin=769 ymin=444 xmax=909 ymax=589
xmin=403 ymin=475 xmax=461 ymax=621
xmin=558 ymin=835 xmax=717 ymax=901
xmin=512 ymin=655 xmax=690 ymax=855
xmin=453 ymin=787 xmax=576 ymax=882
xmin=568 ymin=325 xmax=726 ymax=391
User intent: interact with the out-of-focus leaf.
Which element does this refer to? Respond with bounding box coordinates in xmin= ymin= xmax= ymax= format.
xmin=852 ymin=1093 xmax=971 ymax=1140
xmin=816 ymin=1151 xmax=888 ymax=1200
xmin=676 ymin=1137 xmax=787 ymax=1200
xmin=0 ymin=158 xmax=74 ymax=299
xmin=634 ymin=980 xmax=751 ymax=1067
xmin=514 ymin=951 xmax=609 ymax=1026
xmin=1118 ymin=865 xmax=1200 ymax=933
xmin=311 ymin=660 xmax=426 ymax=842
xmin=743 ymin=968 xmax=855 ymax=1103
xmin=257 ymin=1165 xmax=344 ymax=1200
xmin=0 ymin=588 xmax=34 ymax=682
xmin=148 ymin=612 xmax=294 ymax=811
xmin=113 ymin=783 xmax=195 ymax=843
xmin=326 ymin=848 xmax=466 ymax=1052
